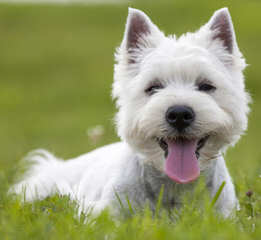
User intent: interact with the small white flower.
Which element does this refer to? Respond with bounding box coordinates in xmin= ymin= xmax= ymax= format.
xmin=86 ymin=125 xmax=105 ymax=144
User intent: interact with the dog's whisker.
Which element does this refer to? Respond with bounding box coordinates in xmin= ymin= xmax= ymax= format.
xmin=200 ymin=153 xmax=223 ymax=161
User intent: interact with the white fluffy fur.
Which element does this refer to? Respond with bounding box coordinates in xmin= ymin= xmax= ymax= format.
xmin=12 ymin=8 xmax=250 ymax=218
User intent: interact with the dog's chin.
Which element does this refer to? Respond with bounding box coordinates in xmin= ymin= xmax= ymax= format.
xmin=156 ymin=135 xmax=209 ymax=184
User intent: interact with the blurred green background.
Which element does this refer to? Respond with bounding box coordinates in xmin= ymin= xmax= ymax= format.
xmin=0 ymin=0 xmax=260 ymax=192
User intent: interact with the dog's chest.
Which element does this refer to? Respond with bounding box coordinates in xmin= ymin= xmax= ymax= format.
xmin=139 ymin=164 xmax=197 ymax=211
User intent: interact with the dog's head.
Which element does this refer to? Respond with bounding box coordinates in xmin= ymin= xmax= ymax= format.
xmin=113 ymin=8 xmax=250 ymax=183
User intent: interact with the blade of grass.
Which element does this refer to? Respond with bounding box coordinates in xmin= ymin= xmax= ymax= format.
xmin=114 ymin=190 xmax=125 ymax=212
xmin=211 ymin=181 xmax=226 ymax=208
xmin=155 ymin=184 xmax=164 ymax=217
xmin=125 ymin=194 xmax=135 ymax=215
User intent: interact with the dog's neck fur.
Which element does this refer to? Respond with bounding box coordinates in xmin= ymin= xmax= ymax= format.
xmin=124 ymin=152 xmax=219 ymax=213
xmin=141 ymin=161 xmax=197 ymax=210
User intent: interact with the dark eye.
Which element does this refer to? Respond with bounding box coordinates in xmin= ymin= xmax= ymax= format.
xmin=145 ymin=83 xmax=163 ymax=96
xmin=198 ymin=82 xmax=216 ymax=92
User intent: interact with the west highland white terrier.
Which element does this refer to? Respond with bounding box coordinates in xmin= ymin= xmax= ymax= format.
xmin=13 ymin=7 xmax=250 ymax=218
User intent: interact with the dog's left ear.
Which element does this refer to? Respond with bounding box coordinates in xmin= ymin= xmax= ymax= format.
xmin=207 ymin=8 xmax=237 ymax=54
xmin=202 ymin=8 xmax=245 ymax=68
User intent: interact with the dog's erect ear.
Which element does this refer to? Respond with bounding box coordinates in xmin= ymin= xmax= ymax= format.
xmin=126 ymin=8 xmax=151 ymax=50
xmin=122 ymin=8 xmax=164 ymax=64
xmin=207 ymin=8 xmax=238 ymax=54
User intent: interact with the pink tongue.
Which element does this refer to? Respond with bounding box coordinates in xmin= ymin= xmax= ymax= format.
xmin=164 ymin=139 xmax=200 ymax=184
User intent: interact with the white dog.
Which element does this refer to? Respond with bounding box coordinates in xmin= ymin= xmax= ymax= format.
xmin=12 ymin=8 xmax=250 ymax=218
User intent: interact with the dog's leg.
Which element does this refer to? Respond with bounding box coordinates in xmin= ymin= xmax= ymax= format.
xmin=207 ymin=156 xmax=239 ymax=217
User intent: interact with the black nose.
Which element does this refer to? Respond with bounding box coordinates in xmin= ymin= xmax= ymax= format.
xmin=166 ymin=106 xmax=195 ymax=132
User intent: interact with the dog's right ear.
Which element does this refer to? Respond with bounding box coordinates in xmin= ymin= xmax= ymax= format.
xmin=120 ymin=8 xmax=164 ymax=64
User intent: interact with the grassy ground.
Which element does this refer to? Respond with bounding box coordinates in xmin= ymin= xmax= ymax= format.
xmin=0 ymin=0 xmax=260 ymax=239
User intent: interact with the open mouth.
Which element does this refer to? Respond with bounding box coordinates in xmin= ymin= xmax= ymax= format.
xmin=157 ymin=136 xmax=209 ymax=184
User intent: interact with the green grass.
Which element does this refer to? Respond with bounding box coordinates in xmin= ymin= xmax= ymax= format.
xmin=0 ymin=0 xmax=261 ymax=239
